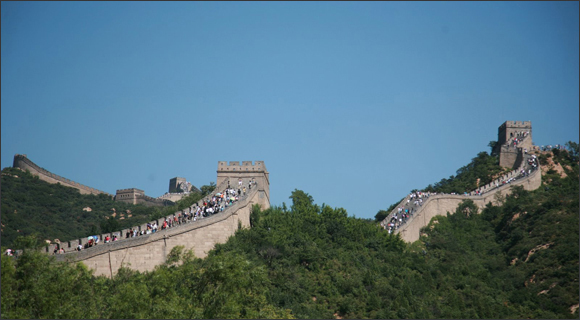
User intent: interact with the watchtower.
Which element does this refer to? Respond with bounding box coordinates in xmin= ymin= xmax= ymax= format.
xmin=169 ymin=177 xmax=187 ymax=193
xmin=496 ymin=121 xmax=532 ymax=148
xmin=216 ymin=161 xmax=270 ymax=209
xmin=494 ymin=121 xmax=533 ymax=168
xmin=115 ymin=188 xmax=145 ymax=205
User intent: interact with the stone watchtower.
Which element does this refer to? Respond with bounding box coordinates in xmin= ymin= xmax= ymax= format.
xmin=169 ymin=177 xmax=187 ymax=193
xmin=115 ymin=188 xmax=145 ymax=205
xmin=493 ymin=121 xmax=533 ymax=169
xmin=217 ymin=161 xmax=270 ymax=210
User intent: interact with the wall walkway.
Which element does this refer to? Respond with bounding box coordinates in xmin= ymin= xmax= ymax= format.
xmin=382 ymin=151 xmax=542 ymax=243
xmin=53 ymin=179 xmax=264 ymax=277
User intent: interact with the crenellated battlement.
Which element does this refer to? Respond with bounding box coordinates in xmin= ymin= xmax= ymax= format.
xmin=216 ymin=161 xmax=270 ymax=210
xmin=499 ymin=121 xmax=531 ymax=129
xmin=114 ymin=188 xmax=172 ymax=207
xmin=217 ymin=161 xmax=267 ymax=172
xmin=116 ymin=188 xmax=145 ymax=194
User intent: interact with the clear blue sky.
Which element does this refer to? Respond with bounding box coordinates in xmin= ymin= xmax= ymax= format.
xmin=2 ymin=2 xmax=578 ymax=220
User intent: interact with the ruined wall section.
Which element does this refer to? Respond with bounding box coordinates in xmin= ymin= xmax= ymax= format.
xmin=169 ymin=177 xmax=186 ymax=193
xmin=12 ymin=154 xmax=111 ymax=196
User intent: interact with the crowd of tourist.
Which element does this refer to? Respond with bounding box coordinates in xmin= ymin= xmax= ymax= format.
xmin=382 ymin=153 xmax=539 ymax=234
xmin=383 ymin=191 xmax=432 ymax=234
xmin=60 ymin=179 xmax=257 ymax=254
xmin=501 ymin=131 xmax=529 ymax=150
xmin=538 ymin=144 xmax=567 ymax=151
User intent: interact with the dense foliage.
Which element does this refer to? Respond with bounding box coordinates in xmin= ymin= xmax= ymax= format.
xmin=0 ymin=167 xmax=213 ymax=248
xmin=1 ymin=146 xmax=578 ymax=319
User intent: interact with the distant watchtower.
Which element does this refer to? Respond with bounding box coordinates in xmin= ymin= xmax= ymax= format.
xmin=169 ymin=177 xmax=187 ymax=193
xmin=115 ymin=188 xmax=145 ymax=205
xmin=216 ymin=161 xmax=270 ymax=210
xmin=493 ymin=121 xmax=533 ymax=168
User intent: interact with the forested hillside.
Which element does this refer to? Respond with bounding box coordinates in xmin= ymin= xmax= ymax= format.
xmin=0 ymin=167 xmax=212 ymax=248
xmin=1 ymin=146 xmax=578 ymax=319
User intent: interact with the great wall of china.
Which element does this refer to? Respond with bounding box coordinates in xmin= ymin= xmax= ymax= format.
xmin=382 ymin=121 xmax=542 ymax=242
xmin=13 ymin=154 xmax=181 ymax=207
xmin=12 ymin=154 xmax=112 ymax=196
xmin=12 ymin=121 xmax=543 ymax=276
xmin=44 ymin=161 xmax=270 ymax=277
xmin=386 ymin=162 xmax=541 ymax=242
xmin=11 ymin=153 xmax=271 ymax=277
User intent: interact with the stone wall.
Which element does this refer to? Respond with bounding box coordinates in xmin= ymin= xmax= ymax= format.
xmin=157 ymin=193 xmax=188 ymax=202
xmin=169 ymin=177 xmax=186 ymax=193
xmin=51 ymin=161 xmax=269 ymax=277
xmin=499 ymin=135 xmax=531 ymax=168
xmin=135 ymin=194 xmax=175 ymax=207
xmin=495 ymin=121 xmax=533 ymax=168
xmin=499 ymin=147 xmax=520 ymax=168
xmin=48 ymin=178 xmax=231 ymax=256
xmin=497 ymin=121 xmax=532 ymax=146
xmin=12 ymin=154 xmax=111 ymax=196
xmin=216 ymin=161 xmax=270 ymax=209
xmin=55 ymin=192 xmax=256 ymax=277
xmin=115 ymin=188 xmax=145 ymax=204
xmin=395 ymin=167 xmax=541 ymax=243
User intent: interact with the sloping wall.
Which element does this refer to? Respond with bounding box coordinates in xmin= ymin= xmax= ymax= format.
xmin=395 ymin=167 xmax=541 ymax=243
xmin=54 ymin=185 xmax=261 ymax=277
xmin=13 ymin=154 xmax=111 ymax=196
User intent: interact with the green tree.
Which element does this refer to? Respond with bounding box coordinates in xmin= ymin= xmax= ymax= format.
xmin=488 ymin=140 xmax=498 ymax=153
xmin=289 ymin=189 xmax=315 ymax=214
xmin=100 ymin=217 xmax=120 ymax=233
xmin=200 ymin=182 xmax=216 ymax=196
xmin=374 ymin=210 xmax=389 ymax=222
xmin=566 ymin=141 xmax=579 ymax=160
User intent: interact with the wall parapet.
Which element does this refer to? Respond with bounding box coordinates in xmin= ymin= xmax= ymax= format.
xmin=116 ymin=188 xmax=144 ymax=193
xmin=217 ymin=161 xmax=267 ymax=172
xmin=500 ymin=121 xmax=532 ymax=129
